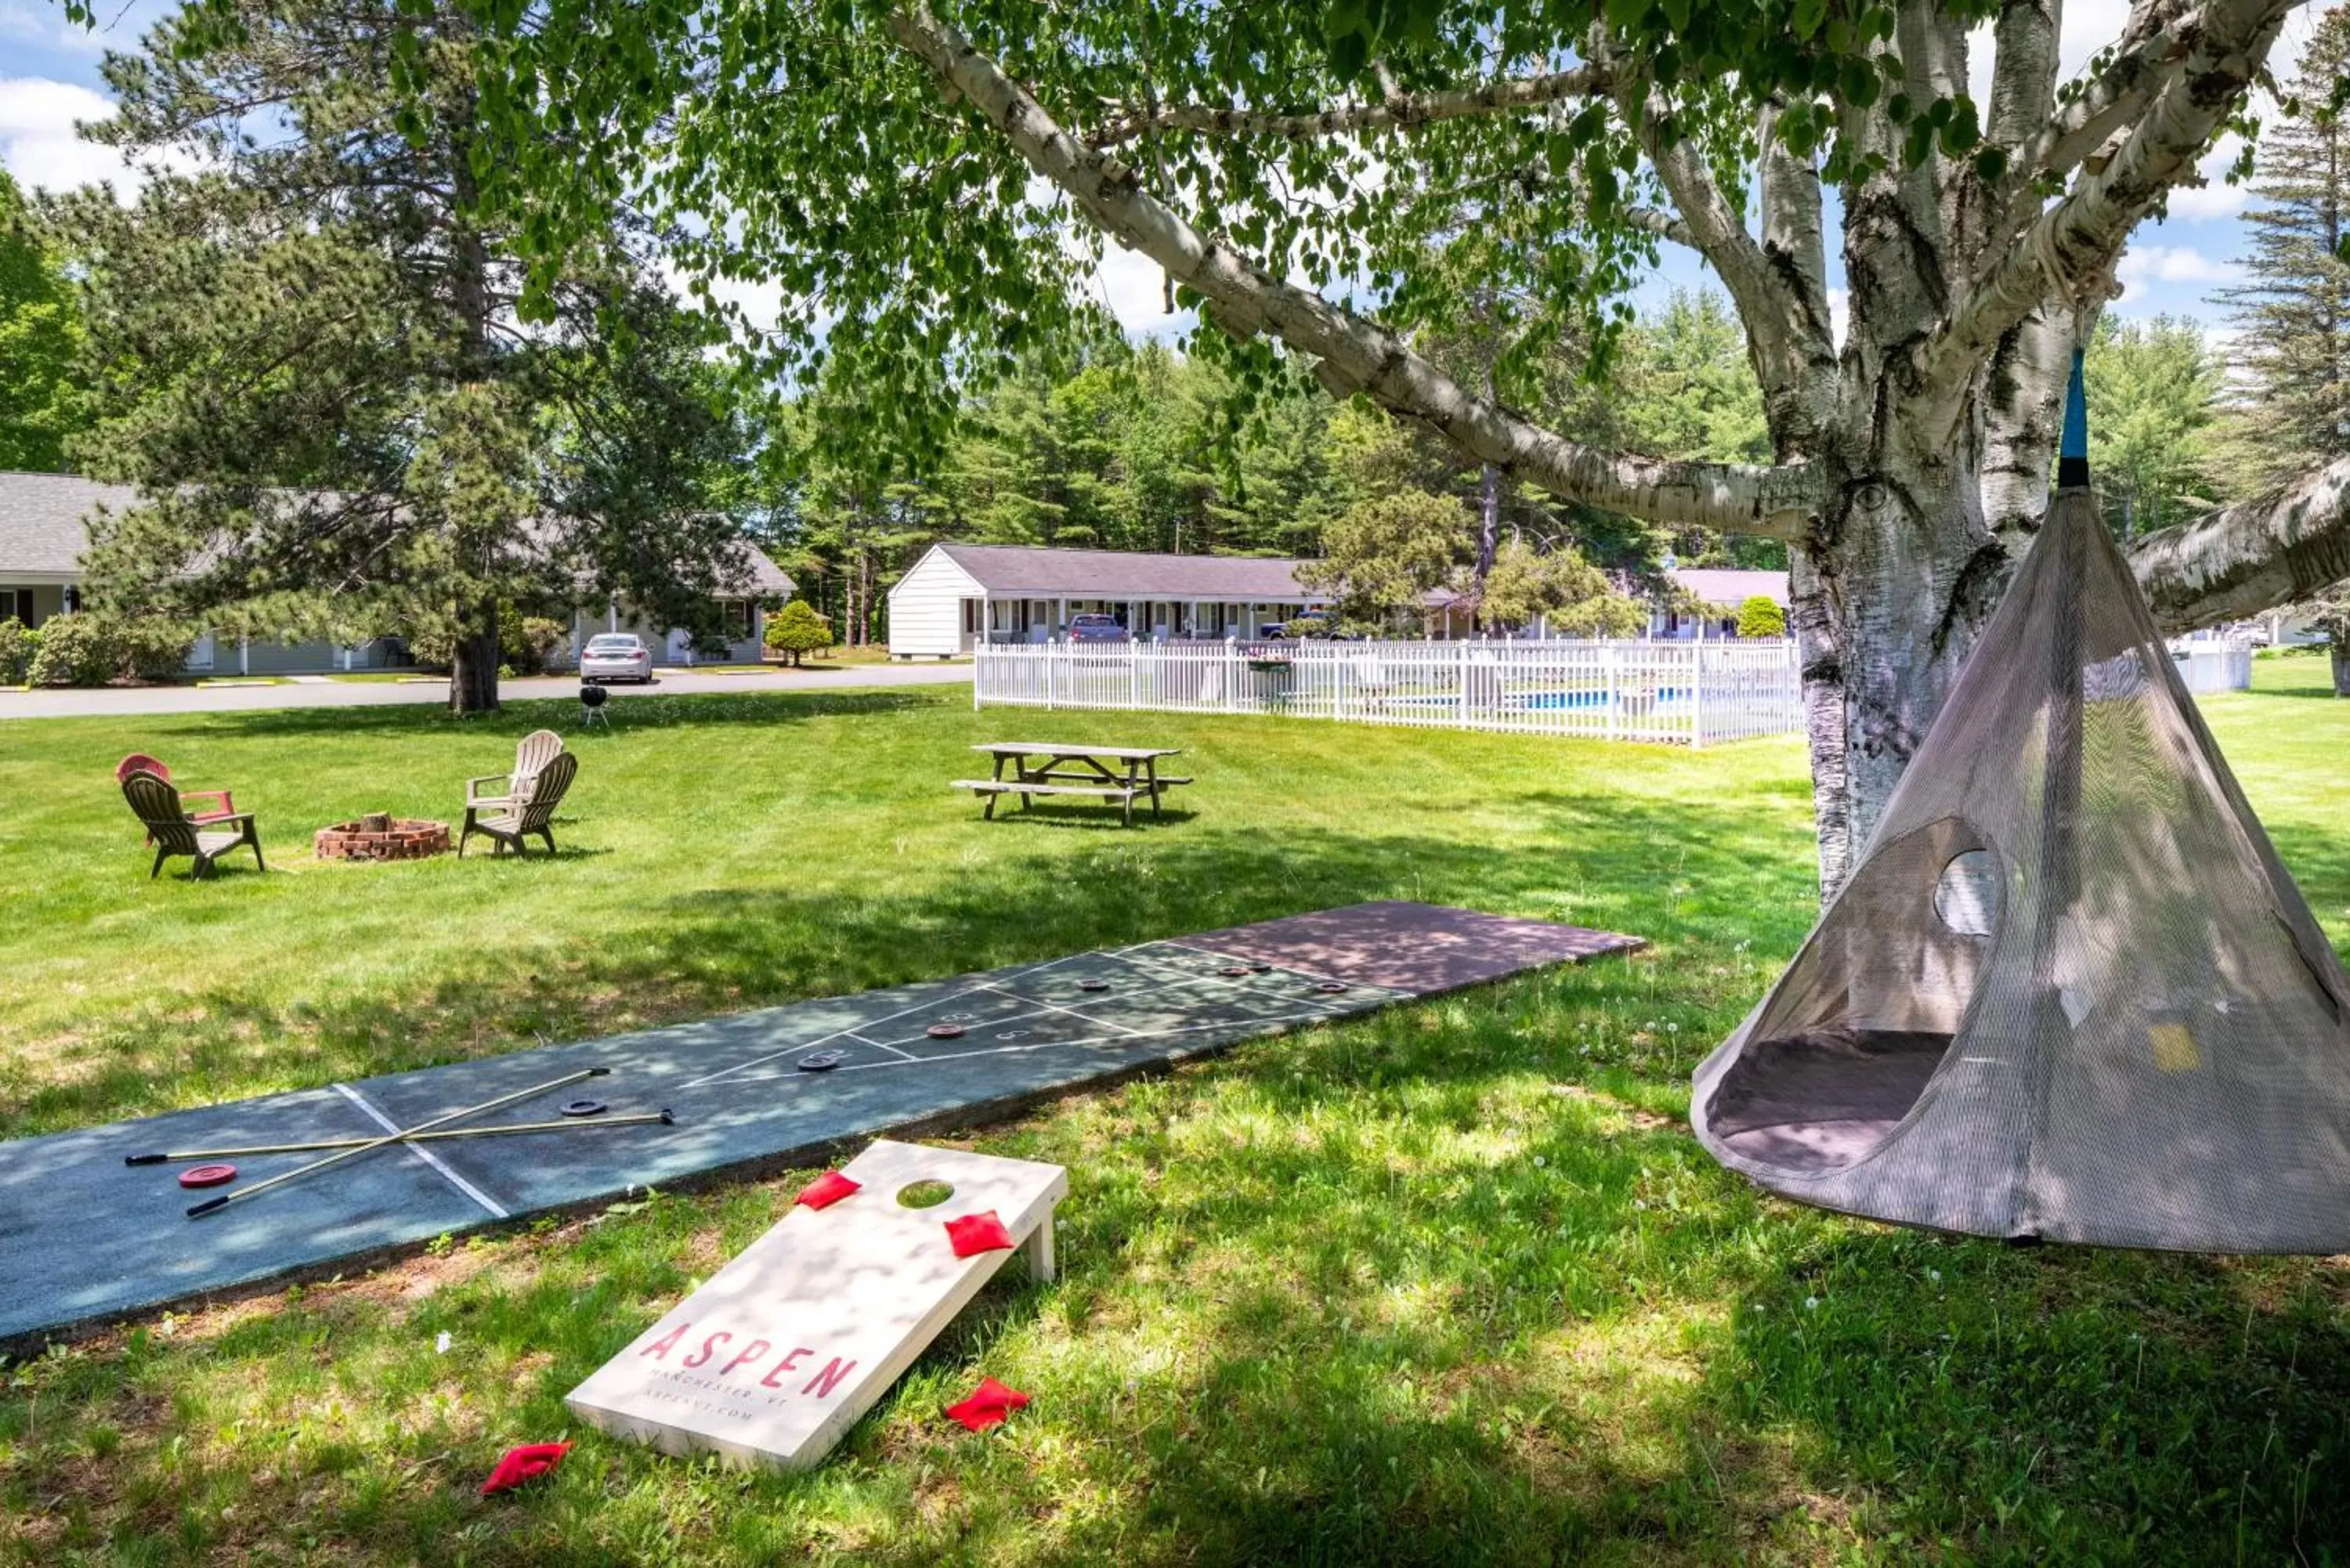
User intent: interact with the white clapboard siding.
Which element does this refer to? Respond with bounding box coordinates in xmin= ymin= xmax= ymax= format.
xmin=973 ymin=638 xmax=1802 ymax=748
xmin=886 ymin=547 xmax=985 ymax=658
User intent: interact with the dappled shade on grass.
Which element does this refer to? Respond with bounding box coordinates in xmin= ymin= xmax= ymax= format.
xmin=3 ymin=660 xmax=2349 ymax=1562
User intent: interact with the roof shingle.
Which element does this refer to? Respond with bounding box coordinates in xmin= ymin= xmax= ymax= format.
xmin=933 ymin=543 xmax=1326 ymax=599
xmin=0 ymin=471 xmax=792 ymax=596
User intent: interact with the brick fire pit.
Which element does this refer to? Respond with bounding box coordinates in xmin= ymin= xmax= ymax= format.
xmin=315 ymin=813 xmax=450 ymax=862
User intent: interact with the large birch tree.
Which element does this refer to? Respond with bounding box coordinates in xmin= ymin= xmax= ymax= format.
xmin=96 ymin=0 xmax=2350 ymax=885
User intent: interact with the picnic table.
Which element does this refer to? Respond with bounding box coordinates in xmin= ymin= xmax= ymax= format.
xmin=952 ymin=742 xmax=1190 ymax=827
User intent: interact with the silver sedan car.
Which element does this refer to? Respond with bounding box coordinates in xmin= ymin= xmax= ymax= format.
xmin=579 ymin=633 xmax=654 ymax=684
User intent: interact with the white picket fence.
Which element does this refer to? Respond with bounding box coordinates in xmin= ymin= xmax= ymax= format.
xmin=973 ymin=638 xmax=1803 ymax=747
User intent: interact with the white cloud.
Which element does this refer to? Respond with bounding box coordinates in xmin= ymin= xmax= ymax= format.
xmin=1089 ymin=242 xmax=1188 ymax=335
xmin=1826 ymin=286 xmax=1849 ymax=349
xmin=2115 ymin=242 xmax=2243 ymax=292
xmin=0 ymin=77 xmax=147 ymax=196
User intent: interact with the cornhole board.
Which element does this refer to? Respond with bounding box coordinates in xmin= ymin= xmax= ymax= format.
xmin=563 ymin=1140 xmax=1065 ymax=1470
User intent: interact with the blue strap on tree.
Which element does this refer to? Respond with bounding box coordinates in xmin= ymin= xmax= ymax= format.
xmin=2057 ymin=346 xmax=2091 ymax=490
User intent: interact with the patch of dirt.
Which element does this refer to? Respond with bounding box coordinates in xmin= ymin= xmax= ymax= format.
xmin=1549 ymin=1082 xmax=1683 ymax=1133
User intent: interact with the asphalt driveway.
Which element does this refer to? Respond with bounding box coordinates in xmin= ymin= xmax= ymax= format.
xmin=0 ymin=663 xmax=971 ymax=721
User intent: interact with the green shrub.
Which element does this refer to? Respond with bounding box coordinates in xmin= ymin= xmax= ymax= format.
xmin=411 ymin=609 xmax=567 ymax=673
xmin=500 ymin=609 xmax=568 ymax=674
xmin=764 ymin=600 xmax=834 ymax=667
xmin=110 ymin=615 xmax=198 ymax=680
xmin=0 ymin=617 xmax=32 ymax=685
xmin=27 ymin=614 xmax=118 ymax=686
xmin=1735 ymin=594 xmax=1788 ymax=638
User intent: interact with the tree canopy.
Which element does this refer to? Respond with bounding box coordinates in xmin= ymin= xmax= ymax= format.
xmin=0 ymin=170 xmax=92 ymax=474
xmin=46 ymin=0 xmax=768 ymax=710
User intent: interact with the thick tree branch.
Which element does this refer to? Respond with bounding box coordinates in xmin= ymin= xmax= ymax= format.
xmin=2019 ymin=8 xmax=2197 ymax=180
xmin=1987 ymin=0 xmax=2063 ymax=150
xmin=1621 ymin=82 xmax=1831 ymax=445
xmin=888 ymin=4 xmax=1822 ymax=537
xmin=1754 ymin=100 xmax=1840 ymax=445
xmin=1090 ymin=66 xmax=1610 ymax=146
xmin=1921 ymin=0 xmax=2294 ymax=425
xmin=2131 ymin=457 xmax=2350 ymax=632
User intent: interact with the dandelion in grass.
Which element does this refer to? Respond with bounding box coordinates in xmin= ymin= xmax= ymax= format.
xmin=1805 ymin=1296 xmax=1820 ymax=1310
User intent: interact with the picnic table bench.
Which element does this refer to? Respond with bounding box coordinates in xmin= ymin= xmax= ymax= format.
xmin=952 ymin=742 xmax=1190 ymax=827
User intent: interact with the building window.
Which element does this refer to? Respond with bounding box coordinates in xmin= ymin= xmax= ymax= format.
xmin=1 ymin=588 xmax=32 ymax=627
xmin=723 ymin=600 xmax=753 ymax=640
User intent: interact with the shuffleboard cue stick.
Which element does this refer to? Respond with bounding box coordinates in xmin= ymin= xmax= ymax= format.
xmin=128 ymin=1108 xmax=673 ymax=1165
xmin=183 ymin=1067 xmax=608 ymax=1218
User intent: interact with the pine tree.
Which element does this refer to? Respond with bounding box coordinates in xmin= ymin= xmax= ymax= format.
xmin=2225 ymin=8 xmax=2350 ymax=483
xmin=47 ymin=0 xmax=762 ymax=712
xmin=763 ymin=600 xmax=834 ymax=667
xmin=2225 ymin=9 xmax=2350 ymax=691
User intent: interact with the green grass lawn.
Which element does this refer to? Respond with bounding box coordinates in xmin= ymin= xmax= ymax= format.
xmin=3 ymin=662 xmax=2348 ymax=1565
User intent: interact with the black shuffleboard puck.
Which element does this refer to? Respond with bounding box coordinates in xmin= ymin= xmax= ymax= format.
xmin=797 ymin=1050 xmax=846 ymax=1072
xmin=561 ymin=1099 xmax=608 ymax=1117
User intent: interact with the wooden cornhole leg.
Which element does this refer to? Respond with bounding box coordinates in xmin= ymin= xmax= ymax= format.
xmin=564 ymin=1140 xmax=1067 ymax=1472
xmin=1023 ymin=1212 xmax=1055 ymax=1284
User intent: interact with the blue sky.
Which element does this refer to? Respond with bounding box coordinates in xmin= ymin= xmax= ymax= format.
xmin=2 ymin=0 xmax=2330 ymax=352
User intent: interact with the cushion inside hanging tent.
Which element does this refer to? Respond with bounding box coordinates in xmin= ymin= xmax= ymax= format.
xmin=1704 ymin=816 xmax=2001 ymax=1174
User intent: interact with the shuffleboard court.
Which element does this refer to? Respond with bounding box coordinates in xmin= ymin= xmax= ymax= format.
xmin=0 ymin=902 xmax=1642 ymax=1346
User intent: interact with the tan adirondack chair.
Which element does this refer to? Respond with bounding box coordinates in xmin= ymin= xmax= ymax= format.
xmin=123 ymin=770 xmax=265 ymax=879
xmin=465 ymin=729 xmax=566 ymax=812
xmin=459 ymin=750 xmax=577 ymax=858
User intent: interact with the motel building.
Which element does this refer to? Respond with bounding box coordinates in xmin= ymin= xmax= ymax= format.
xmin=886 ymin=543 xmax=1338 ymax=658
xmin=0 ymin=470 xmax=789 ymax=673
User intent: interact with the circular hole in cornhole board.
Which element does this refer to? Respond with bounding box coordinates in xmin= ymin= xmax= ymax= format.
xmin=179 ymin=1163 xmax=238 ymax=1189
xmin=897 ymin=1180 xmax=955 ymax=1209
xmin=926 ymin=1024 xmax=967 ymax=1040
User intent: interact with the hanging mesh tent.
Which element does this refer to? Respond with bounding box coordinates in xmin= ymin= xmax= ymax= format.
xmin=1690 ymin=351 xmax=2350 ymax=1252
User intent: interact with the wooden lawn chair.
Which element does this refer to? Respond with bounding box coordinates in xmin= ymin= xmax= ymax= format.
xmin=117 ymin=753 xmax=240 ymax=844
xmin=465 ymin=729 xmax=566 ymax=812
xmin=459 ymin=750 xmax=578 ymax=858
xmin=122 ymin=770 xmax=265 ymax=879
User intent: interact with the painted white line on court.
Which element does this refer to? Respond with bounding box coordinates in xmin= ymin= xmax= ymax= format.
xmin=331 ymin=1082 xmax=512 ymax=1219
xmin=973 ymin=981 xmax=1146 ymax=1035
xmin=847 ymin=1031 xmax=920 ymax=1061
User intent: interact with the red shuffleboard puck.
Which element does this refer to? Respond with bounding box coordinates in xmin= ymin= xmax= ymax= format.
xmin=179 ymin=1163 xmax=238 ymax=1189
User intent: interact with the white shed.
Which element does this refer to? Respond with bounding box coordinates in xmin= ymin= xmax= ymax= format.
xmin=886 ymin=543 xmax=1336 ymax=659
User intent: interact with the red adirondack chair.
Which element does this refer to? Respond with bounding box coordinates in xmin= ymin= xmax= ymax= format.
xmin=116 ymin=753 xmax=239 ymax=843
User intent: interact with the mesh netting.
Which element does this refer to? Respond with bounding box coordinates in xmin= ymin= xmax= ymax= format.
xmin=1692 ymin=488 xmax=2350 ymax=1251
